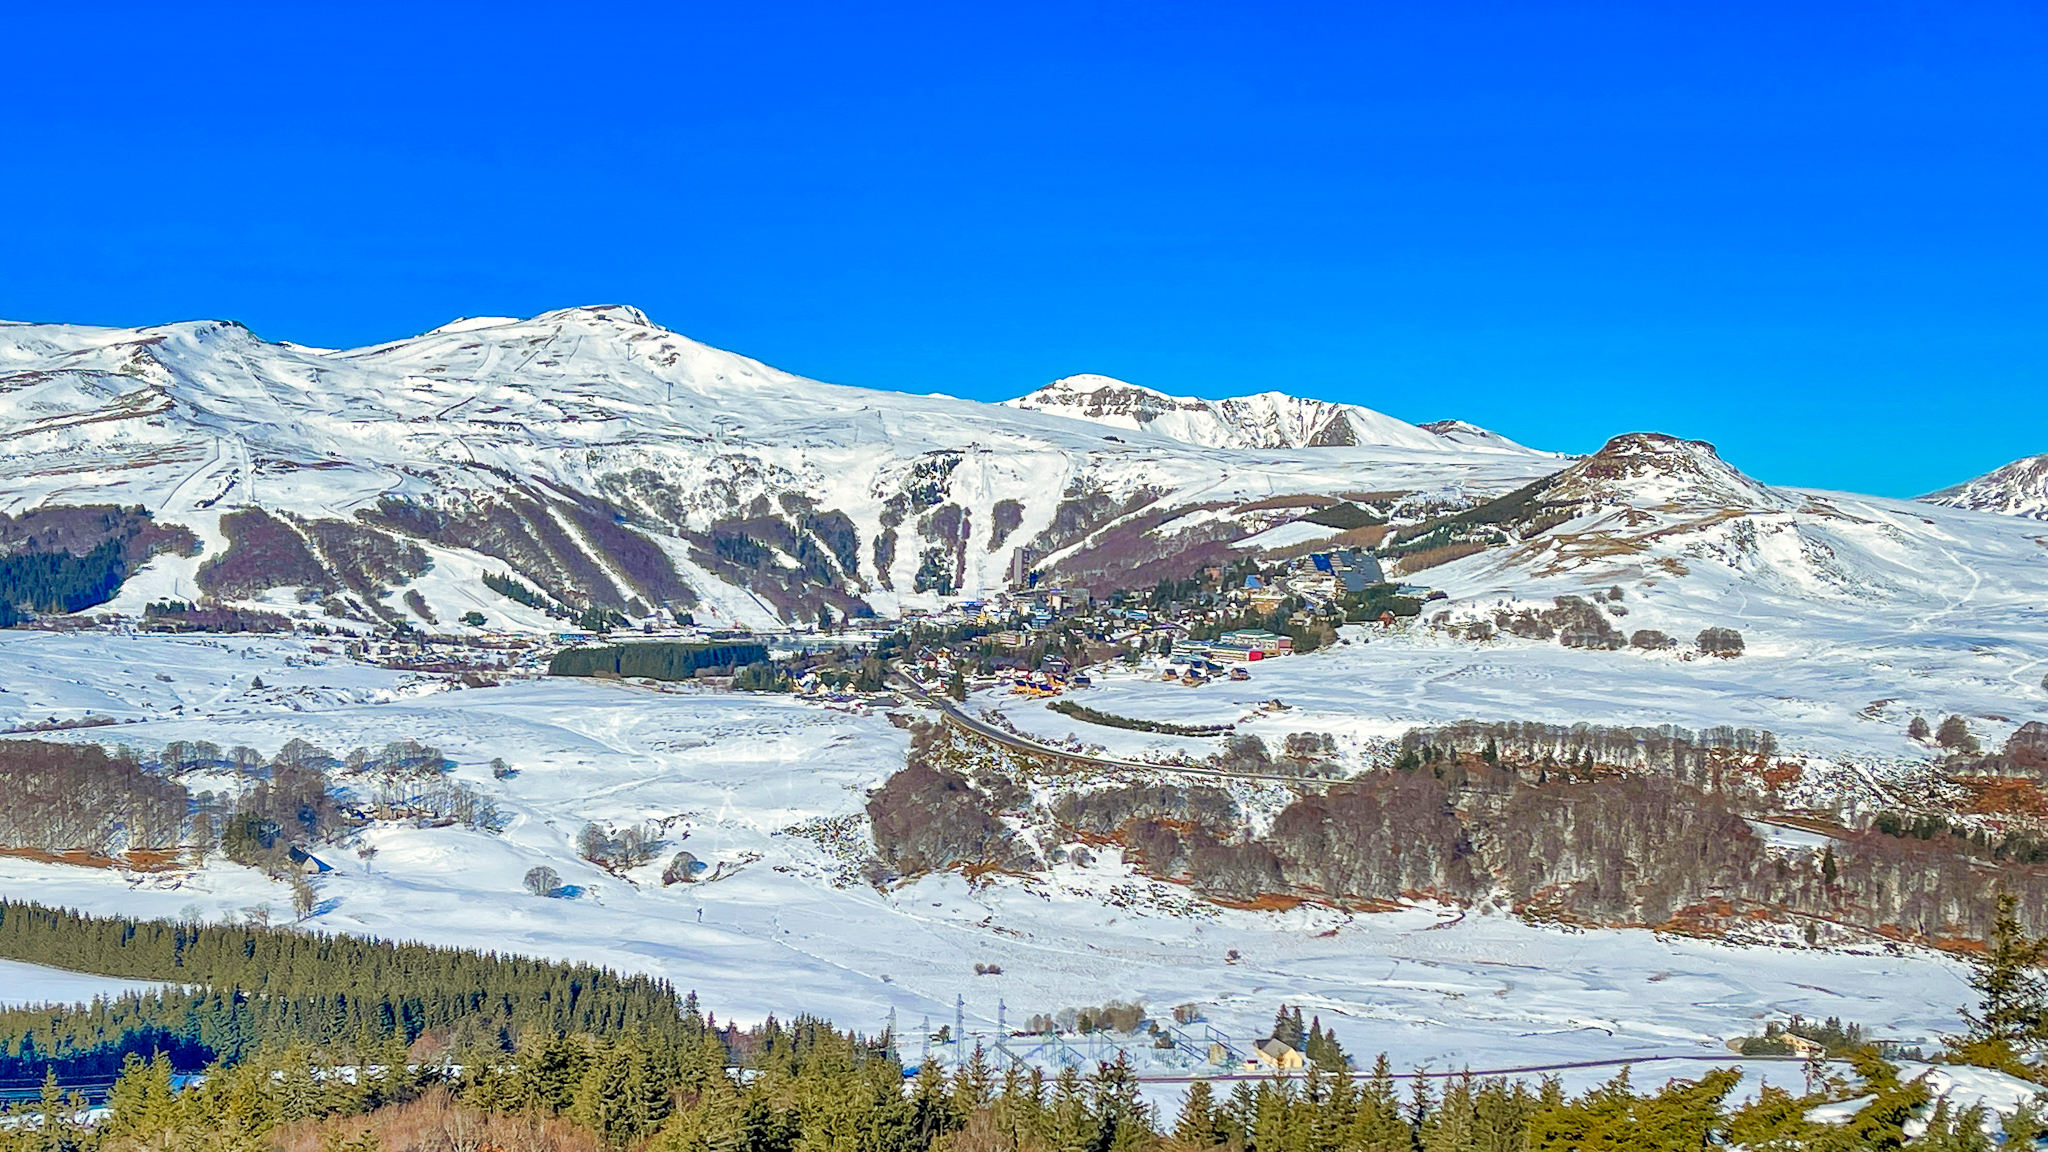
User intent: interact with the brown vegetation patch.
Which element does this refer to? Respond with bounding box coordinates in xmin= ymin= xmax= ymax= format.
xmin=1046 ymin=501 xmax=1243 ymax=593
xmin=1393 ymin=540 xmax=1491 ymax=575
xmin=1954 ymin=776 xmax=2048 ymax=819
xmin=1262 ymin=523 xmax=1389 ymax=563
xmin=1759 ymin=762 xmax=1805 ymax=790
xmin=1232 ymin=494 xmax=1337 ymax=513
xmin=1203 ymin=891 xmax=1305 ymax=912
xmin=273 ymin=1088 xmax=607 ymax=1152
xmin=196 ymin=508 xmax=329 ymax=600
xmin=0 ymin=846 xmax=185 ymax=872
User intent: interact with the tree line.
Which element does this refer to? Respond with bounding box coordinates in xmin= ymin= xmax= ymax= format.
xmin=0 ymin=899 xmax=692 ymax=1083
xmin=8 ymin=896 xmax=2048 ymax=1150
xmin=871 ymin=722 xmax=2048 ymax=948
xmin=0 ymin=737 xmax=499 ymax=867
xmin=549 ymin=642 xmax=771 ymax=680
xmin=4 ymin=1020 xmax=2032 ymax=1152
xmin=0 ymin=741 xmax=187 ymax=855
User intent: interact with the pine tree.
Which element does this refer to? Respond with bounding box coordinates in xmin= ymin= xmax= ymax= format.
xmin=1951 ymin=892 xmax=2048 ymax=1073
xmin=1351 ymin=1055 xmax=1408 ymax=1152
xmin=1091 ymin=1055 xmax=1150 ymax=1152
xmin=1048 ymin=1065 xmax=1095 ymax=1152
xmin=1406 ymin=1073 xmax=1435 ymax=1145
xmin=1470 ymin=1077 xmax=1536 ymax=1152
xmin=1422 ymin=1071 xmax=1474 ymax=1152
xmin=1173 ymin=1080 xmax=1222 ymax=1147
xmin=1303 ymin=1016 xmax=1346 ymax=1072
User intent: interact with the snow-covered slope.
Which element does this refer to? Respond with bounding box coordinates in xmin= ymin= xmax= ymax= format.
xmin=1003 ymin=374 xmax=1525 ymax=454
xmin=0 ymin=631 xmax=1987 ymax=1076
xmin=1416 ymin=418 xmax=1547 ymax=454
xmin=1924 ymin=453 xmax=2048 ymax=520
xmin=0 ymin=309 xmax=1558 ymax=630
xmin=1367 ymin=432 xmax=2048 ymax=714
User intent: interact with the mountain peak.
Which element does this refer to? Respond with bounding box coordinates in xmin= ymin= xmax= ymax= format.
xmin=1005 ymin=376 xmax=1481 ymax=453
xmin=1923 ymin=453 xmax=2048 ymax=520
xmin=532 ymin=304 xmax=656 ymax=328
xmin=1547 ymin=431 xmax=1789 ymax=513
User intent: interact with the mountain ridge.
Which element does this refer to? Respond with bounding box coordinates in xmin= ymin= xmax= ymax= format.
xmin=1003 ymin=373 xmax=1538 ymax=455
xmin=0 ymin=307 xmax=1560 ymax=632
xmin=1923 ymin=453 xmax=2048 ymax=520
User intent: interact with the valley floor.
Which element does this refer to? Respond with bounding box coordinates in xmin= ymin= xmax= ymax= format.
xmin=0 ymin=630 xmax=1990 ymax=1079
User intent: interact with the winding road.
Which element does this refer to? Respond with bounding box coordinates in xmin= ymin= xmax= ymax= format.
xmin=889 ymin=674 xmax=1333 ymax=787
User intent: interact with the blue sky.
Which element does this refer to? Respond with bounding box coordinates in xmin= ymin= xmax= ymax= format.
xmin=3 ymin=2 xmax=2041 ymax=497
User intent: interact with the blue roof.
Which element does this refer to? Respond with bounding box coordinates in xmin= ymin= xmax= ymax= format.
xmin=1310 ymin=554 xmax=1334 ymax=572
xmin=1244 ymin=575 xmax=1262 ymax=589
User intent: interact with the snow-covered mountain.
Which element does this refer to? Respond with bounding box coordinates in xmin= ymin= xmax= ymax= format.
xmin=1003 ymin=373 xmax=1529 ymax=454
xmin=1923 ymin=453 xmax=2048 ymax=520
xmin=1404 ymin=431 xmax=2048 ymax=677
xmin=1416 ymin=418 xmax=1544 ymax=454
xmin=0 ymin=308 xmax=1558 ymax=631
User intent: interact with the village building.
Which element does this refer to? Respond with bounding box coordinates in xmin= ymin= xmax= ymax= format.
xmin=1248 ymin=1038 xmax=1306 ymax=1071
xmin=1216 ymin=629 xmax=1292 ymax=659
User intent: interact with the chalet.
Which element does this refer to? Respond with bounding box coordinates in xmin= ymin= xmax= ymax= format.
xmin=287 ymin=846 xmax=332 ymax=875
xmin=1249 ymin=1038 xmax=1305 ymax=1071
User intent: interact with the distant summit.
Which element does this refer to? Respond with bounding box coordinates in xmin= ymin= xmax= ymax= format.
xmin=1416 ymin=419 xmax=1544 ymax=455
xmin=1923 ymin=454 xmax=2048 ymax=520
xmin=1004 ymin=374 xmax=1537 ymax=454
xmin=1534 ymin=432 xmax=1797 ymax=516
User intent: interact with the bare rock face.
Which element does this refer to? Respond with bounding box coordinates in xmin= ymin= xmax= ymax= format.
xmin=1523 ymin=432 xmax=1797 ymax=518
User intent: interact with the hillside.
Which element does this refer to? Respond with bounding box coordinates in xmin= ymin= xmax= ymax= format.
xmin=1924 ymin=453 xmax=2048 ymax=520
xmin=0 ymin=309 xmax=1557 ymax=632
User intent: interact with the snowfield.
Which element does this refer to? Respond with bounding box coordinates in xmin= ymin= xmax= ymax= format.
xmin=0 ymin=960 xmax=166 ymax=1010
xmin=0 ymin=631 xmax=2002 ymax=1082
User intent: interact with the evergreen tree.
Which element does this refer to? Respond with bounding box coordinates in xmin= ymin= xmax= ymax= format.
xmin=1951 ymin=892 xmax=2048 ymax=1074
xmin=1351 ymin=1055 xmax=1409 ymax=1152
xmin=1422 ymin=1071 xmax=1475 ymax=1152
xmin=1173 ymin=1080 xmax=1222 ymax=1148
xmin=1090 ymin=1056 xmax=1150 ymax=1152
xmin=1303 ymin=1016 xmax=1346 ymax=1071
xmin=1048 ymin=1065 xmax=1095 ymax=1152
